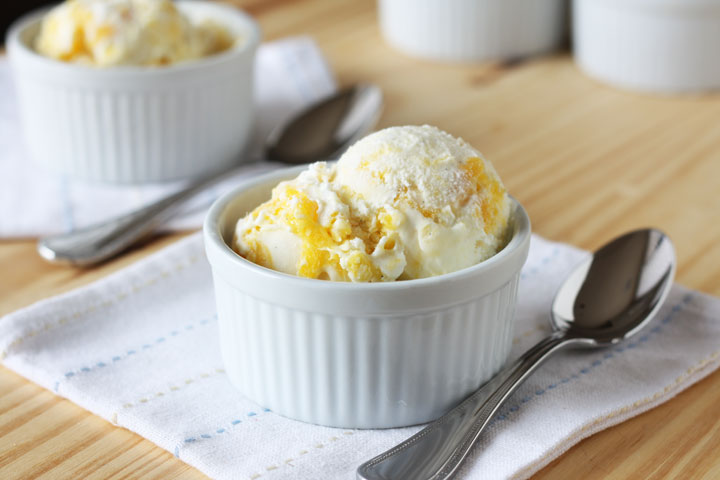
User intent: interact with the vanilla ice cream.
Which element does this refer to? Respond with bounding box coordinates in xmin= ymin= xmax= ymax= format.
xmin=233 ymin=125 xmax=512 ymax=282
xmin=35 ymin=0 xmax=235 ymax=66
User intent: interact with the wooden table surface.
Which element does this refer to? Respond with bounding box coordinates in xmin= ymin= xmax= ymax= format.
xmin=2 ymin=0 xmax=720 ymax=478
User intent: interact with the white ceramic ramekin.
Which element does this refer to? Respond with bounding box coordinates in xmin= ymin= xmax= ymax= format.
xmin=574 ymin=0 xmax=720 ymax=93
xmin=204 ymin=165 xmax=531 ymax=428
xmin=6 ymin=1 xmax=260 ymax=184
xmin=378 ymin=0 xmax=567 ymax=62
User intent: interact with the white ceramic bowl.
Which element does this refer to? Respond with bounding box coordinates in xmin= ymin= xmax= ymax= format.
xmin=378 ymin=0 xmax=567 ymax=62
xmin=204 ymin=165 xmax=531 ymax=428
xmin=6 ymin=1 xmax=260 ymax=184
xmin=574 ymin=0 xmax=720 ymax=93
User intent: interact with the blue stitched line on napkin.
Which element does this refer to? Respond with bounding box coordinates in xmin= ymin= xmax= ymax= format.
xmin=54 ymin=313 xmax=218 ymax=392
xmin=491 ymin=293 xmax=693 ymax=424
xmin=173 ymin=408 xmax=272 ymax=458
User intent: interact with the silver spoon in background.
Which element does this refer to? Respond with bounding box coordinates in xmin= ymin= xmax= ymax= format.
xmin=37 ymin=84 xmax=383 ymax=266
xmin=357 ymin=228 xmax=676 ymax=480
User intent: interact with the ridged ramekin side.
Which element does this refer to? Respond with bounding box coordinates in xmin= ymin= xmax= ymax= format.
xmin=11 ymin=69 xmax=252 ymax=183
xmin=214 ymin=272 xmax=520 ymax=429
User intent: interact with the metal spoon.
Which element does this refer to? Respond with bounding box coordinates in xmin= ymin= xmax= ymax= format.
xmin=37 ymin=84 xmax=383 ymax=266
xmin=357 ymin=228 xmax=675 ymax=480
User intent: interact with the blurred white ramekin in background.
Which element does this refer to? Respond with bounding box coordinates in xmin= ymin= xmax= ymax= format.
xmin=378 ymin=0 xmax=567 ymax=62
xmin=574 ymin=0 xmax=720 ymax=93
xmin=7 ymin=1 xmax=260 ymax=184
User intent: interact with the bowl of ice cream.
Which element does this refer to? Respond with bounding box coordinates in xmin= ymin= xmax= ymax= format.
xmin=6 ymin=0 xmax=260 ymax=183
xmin=204 ymin=126 xmax=531 ymax=428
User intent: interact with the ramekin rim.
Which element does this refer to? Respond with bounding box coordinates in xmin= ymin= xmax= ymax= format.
xmin=5 ymin=0 xmax=261 ymax=75
xmin=203 ymin=165 xmax=531 ymax=292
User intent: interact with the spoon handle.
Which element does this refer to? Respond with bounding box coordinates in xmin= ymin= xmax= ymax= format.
xmin=36 ymin=169 xmax=229 ymax=266
xmin=357 ymin=333 xmax=573 ymax=480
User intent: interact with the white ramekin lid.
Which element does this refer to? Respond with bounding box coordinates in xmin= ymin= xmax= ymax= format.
xmin=204 ymin=165 xmax=531 ymax=316
xmin=573 ymin=0 xmax=720 ymax=93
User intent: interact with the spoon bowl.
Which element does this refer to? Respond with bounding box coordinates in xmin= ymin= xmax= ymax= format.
xmin=357 ymin=228 xmax=676 ymax=480
xmin=267 ymin=84 xmax=383 ymax=163
xmin=552 ymin=229 xmax=675 ymax=346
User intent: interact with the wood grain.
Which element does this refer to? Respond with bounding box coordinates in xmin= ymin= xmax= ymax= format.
xmin=2 ymin=0 xmax=720 ymax=478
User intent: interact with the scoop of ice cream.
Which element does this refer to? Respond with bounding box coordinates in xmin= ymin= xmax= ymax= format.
xmin=233 ymin=126 xmax=511 ymax=282
xmin=35 ymin=0 xmax=234 ymax=67
xmin=233 ymin=162 xmax=405 ymax=282
xmin=334 ymin=125 xmax=510 ymax=279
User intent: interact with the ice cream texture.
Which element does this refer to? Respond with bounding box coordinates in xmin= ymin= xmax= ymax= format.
xmin=233 ymin=125 xmax=512 ymax=282
xmin=35 ymin=0 xmax=235 ymax=67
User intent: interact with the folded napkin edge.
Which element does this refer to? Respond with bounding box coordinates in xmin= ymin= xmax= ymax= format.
xmin=513 ymin=323 xmax=720 ymax=480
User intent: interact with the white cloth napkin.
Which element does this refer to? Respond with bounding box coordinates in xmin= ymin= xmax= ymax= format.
xmin=2 ymin=233 xmax=719 ymax=480
xmin=0 ymin=36 xmax=335 ymax=237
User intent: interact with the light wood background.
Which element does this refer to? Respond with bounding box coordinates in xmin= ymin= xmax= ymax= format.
xmin=2 ymin=0 xmax=720 ymax=478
